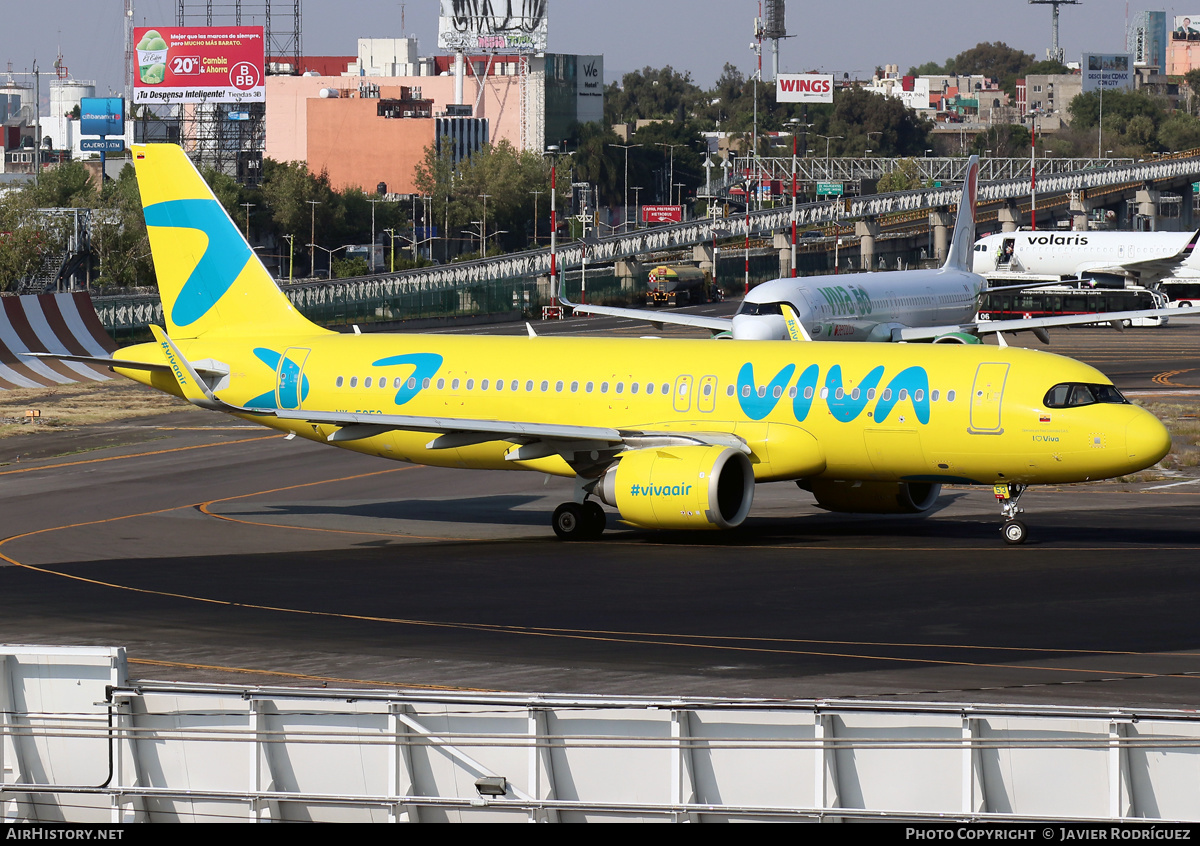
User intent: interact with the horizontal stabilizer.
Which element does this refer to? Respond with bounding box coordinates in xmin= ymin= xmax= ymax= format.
xmin=20 ymin=351 xmax=227 ymax=379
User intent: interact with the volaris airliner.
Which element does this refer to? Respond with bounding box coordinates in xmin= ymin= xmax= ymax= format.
xmin=974 ymin=229 xmax=1198 ymax=289
xmin=567 ymin=157 xmax=1173 ymax=342
xmin=35 ymin=145 xmax=1172 ymax=545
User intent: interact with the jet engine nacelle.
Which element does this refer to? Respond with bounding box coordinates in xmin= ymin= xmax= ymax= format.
xmin=932 ymin=331 xmax=981 ymax=344
xmin=803 ymin=479 xmax=942 ymax=514
xmin=598 ymin=445 xmax=755 ymax=530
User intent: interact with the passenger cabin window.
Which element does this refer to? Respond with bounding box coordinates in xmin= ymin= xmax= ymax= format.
xmin=1044 ymin=383 xmax=1128 ymax=408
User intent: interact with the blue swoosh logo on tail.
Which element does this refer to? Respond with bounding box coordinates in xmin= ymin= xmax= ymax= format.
xmin=144 ymin=198 xmax=252 ymax=327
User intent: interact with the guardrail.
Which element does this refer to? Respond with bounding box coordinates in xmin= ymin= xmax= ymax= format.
xmin=6 ymin=646 xmax=1200 ymax=823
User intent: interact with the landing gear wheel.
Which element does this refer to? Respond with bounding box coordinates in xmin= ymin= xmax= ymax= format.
xmin=582 ymin=501 xmax=606 ymax=538
xmin=552 ymin=503 xmax=585 ymax=540
xmin=1002 ymin=519 xmax=1028 ymax=545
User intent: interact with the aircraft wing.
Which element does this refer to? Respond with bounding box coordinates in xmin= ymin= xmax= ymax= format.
xmin=267 ymin=407 xmax=752 ymax=463
xmin=895 ymin=308 xmax=1175 ymax=342
xmin=567 ymin=303 xmax=733 ymax=335
xmin=269 ymin=408 xmax=626 ymax=444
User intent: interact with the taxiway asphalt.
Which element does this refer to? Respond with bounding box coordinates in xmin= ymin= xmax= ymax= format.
xmin=1 ymin=316 xmax=1198 ymax=706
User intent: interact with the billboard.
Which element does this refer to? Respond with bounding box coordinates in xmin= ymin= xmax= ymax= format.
xmin=132 ymin=26 xmax=264 ymax=105
xmin=642 ymin=205 xmax=682 ymax=224
xmin=776 ymin=74 xmax=834 ymax=104
xmin=80 ymin=98 xmax=124 ymax=137
xmin=1082 ymin=53 xmax=1133 ymax=93
xmin=1173 ymin=15 xmax=1200 ymax=40
xmin=438 ymin=0 xmax=549 ymax=52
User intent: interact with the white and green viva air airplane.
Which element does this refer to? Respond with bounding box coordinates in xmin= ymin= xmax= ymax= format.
xmin=568 ymin=157 xmax=1173 ymax=342
xmin=35 ymin=145 xmax=1171 ymax=545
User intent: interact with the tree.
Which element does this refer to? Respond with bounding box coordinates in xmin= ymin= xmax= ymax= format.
xmin=29 ymin=160 xmax=94 ymax=208
xmin=971 ymin=124 xmax=1031 ymax=158
xmin=604 ymin=66 xmax=704 ymax=124
xmin=259 ymin=159 xmax=342 ymax=273
xmin=1159 ymin=112 xmax=1200 ymax=152
xmin=953 ymin=42 xmax=1034 ymax=82
xmin=1184 ymin=69 xmax=1200 ymax=115
xmin=821 ymin=88 xmax=934 ymax=158
xmin=908 ymin=59 xmax=955 ymax=76
xmin=1066 ymin=88 xmax=1171 ymax=156
xmin=877 ymin=158 xmax=925 ymax=192
xmin=1023 ymin=59 xmax=1070 ymax=77
xmin=414 ymin=138 xmax=552 ymax=254
xmin=0 ymin=190 xmax=71 ymax=291
xmin=93 ymin=163 xmax=155 ymax=289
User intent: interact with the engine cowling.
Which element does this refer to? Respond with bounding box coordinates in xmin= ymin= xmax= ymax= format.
xmin=803 ymin=480 xmax=942 ymax=514
xmin=597 ymin=445 xmax=754 ymax=530
xmin=932 ymin=331 xmax=981 ymax=344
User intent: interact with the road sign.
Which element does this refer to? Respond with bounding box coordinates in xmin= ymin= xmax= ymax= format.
xmin=816 ymin=182 xmax=843 ymax=196
xmin=81 ymin=139 xmax=126 ymax=152
xmin=642 ymin=205 xmax=683 ymax=223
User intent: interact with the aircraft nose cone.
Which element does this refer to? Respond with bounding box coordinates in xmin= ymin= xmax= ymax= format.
xmin=731 ymin=314 xmax=787 ymax=341
xmin=1126 ymin=410 xmax=1171 ymax=469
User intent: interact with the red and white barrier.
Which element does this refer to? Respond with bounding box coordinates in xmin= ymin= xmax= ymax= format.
xmin=0 ymin=293 xmax=117 ymax=390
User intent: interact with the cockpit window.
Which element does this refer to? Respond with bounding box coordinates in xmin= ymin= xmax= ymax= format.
xmin=736 ymin=301 xmax=786 ymax=316
xmin=1044 ymin=383 xmax=1128 ymax=409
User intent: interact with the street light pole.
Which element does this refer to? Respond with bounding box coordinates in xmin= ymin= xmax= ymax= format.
xmin=656 ymin=142 xmax=681 ymax=207
xmin=546 ymin=145 xmax=560 ymax=307
xmin=529 ymin=189 xmax=543 ymax=246
xmin=479 ymin=194 xmax=491 ymax=257
xmin=607 ymin=143 xmax=641 ymax=232
xmin=240 ymin=203 xmax=255 ymax=238
xmin=631 ymin=186 xmax=643 ymax=229
xmin=306 ymin=200 xmax=321 ymax=277
xmin=282 ymin=234 xmax=295 ymax=282
xmin=306 ymin=243 xmax=352 ymax=279
xmin=367 ymin=197 xmax=384 ymax=273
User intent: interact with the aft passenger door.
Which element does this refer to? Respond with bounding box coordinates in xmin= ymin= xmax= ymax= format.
xmin=968 ymin=362 xmax=1008 ymax=434
xmin=276 ymin=347 xmax=310 ymax=410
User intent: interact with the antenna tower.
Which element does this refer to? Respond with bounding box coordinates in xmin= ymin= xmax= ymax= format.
xmin=761 ymin=0 xmax=788 ymax=81
xmin=1029 ymin=0 xmax=1081 ymax=64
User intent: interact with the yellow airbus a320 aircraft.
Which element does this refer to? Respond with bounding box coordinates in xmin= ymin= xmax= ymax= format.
xmin=47 ymin=145 xmax=1172 ymax=545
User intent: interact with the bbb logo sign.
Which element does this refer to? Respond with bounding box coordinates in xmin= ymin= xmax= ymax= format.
xmin=230 ymin=62 xmax=260 ymax=91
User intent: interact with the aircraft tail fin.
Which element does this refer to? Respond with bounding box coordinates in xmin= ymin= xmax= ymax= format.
xmin=942 ymin=154 xmax=979 ymax=273
xmin=780 ymin=303 xmax=812 ymax=341
xmin=132 ymin=144 xmax=327 ymax=340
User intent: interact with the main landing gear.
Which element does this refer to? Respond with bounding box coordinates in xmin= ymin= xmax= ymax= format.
xmin=994 ymin=483 xmax=1028 ymax=545
xmin=552 ymin=500 xmax=606 ymax=541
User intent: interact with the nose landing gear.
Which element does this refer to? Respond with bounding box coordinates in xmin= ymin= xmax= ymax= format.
xmin=995 ymin=483 xmax=1027 ymax=545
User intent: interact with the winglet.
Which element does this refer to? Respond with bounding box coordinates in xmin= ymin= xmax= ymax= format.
xmin=149 ymin=324 xmax=230 ymax=410
xmin=780 ymin=303 xmax=812 ymax=341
